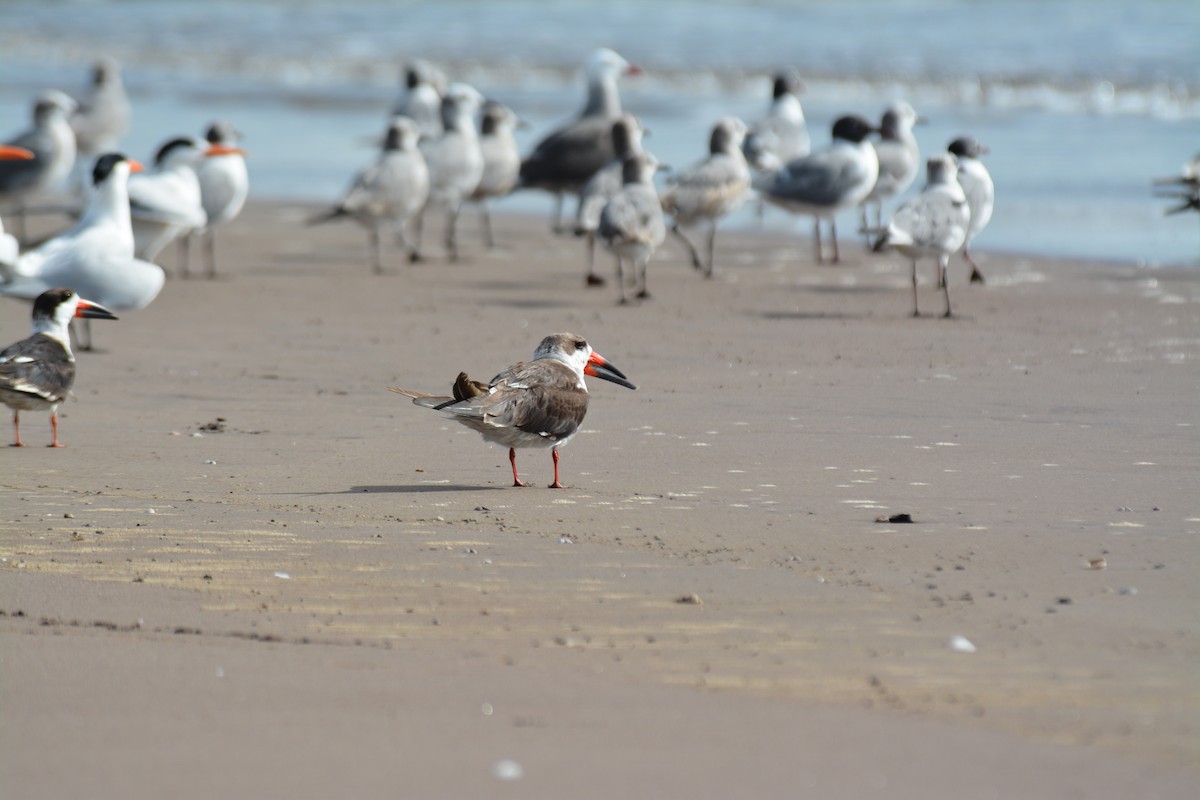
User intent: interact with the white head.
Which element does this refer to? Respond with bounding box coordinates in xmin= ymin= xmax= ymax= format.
xmin=710 ymin=116 xmax=749 ymax=154
xmin=925 ymin=153 xmax=958 ymax=185
xmin=441 ymin=83 xmax=485 ymax=129
xmin=533 ymin=332 xmax=636 ymax=390
xmin=34 ymin=90 xmax=78 ymax=125
xmin=586 ymin=48 xmax=641 ymax=81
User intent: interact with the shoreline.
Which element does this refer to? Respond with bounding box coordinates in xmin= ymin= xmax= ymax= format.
xmin=2 ymin=201 xmax=1197 ymax=798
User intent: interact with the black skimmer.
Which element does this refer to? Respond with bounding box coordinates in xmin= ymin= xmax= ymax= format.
xmin=757 ymin=115 xmax=879 ymax=264
xmin=0 ymin=287 xmax=118 ymax=447
xmin=0 ymin=145 xmax=36 ymax=268
xmin=519 ymin=48 xmax=642 ymax=234
xmin=575 ymin=114 xmax=648 ymax=286
xmin=2 ymin=153 xmax=157 ymax=350
xmin=598 ymin=153 xmax=667 ymax=304
xmin=861 ymin=101 xmax=924 ymax=243
xmin=0 ymin=91 xmax=78 ymax=240
xmin=873 ymin=154 xmax=971 ymax=318
xmin=661 ymin=116 xmax=752 ymax=278
xmin=188 ymin=120 xmax=249 ymax=278
xmin=948 ymin=137 xmax=995 ymax=285
xmin=389 ymin=333 xmax=635 ymax=488
xmin=311 ymin=116 xmax=429 ymax=272
xmin=470 ymin=101 xmax=524 ymax=249
xmin=743 ymin=71 xmax=810 ymax=171
xmin=416 ymin=83 xmax=486 ymax=262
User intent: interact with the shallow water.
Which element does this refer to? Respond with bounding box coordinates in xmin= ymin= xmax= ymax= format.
xmin=1 ymin=0 xmax=1197 ymax=265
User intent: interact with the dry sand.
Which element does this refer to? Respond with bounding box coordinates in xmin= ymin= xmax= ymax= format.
xmin=2 ymin=202 xmax=1198 ymax=798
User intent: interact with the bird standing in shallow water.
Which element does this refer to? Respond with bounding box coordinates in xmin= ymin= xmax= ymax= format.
xmin=0 ymin=287 xmax=118 ymax=447
xmin=389 ymin=333 xmax=635 ymax=489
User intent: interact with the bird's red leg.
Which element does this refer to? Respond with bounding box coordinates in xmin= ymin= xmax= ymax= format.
xmin=48 ymin=408 xmax=64 ymax=448
xmin=10 ymin=411 xmax=24 ymax=447
xmin=548 ymin=449 xmax=565 ymax=489
xmin=509 ymin=448 xmax=530 ymax=487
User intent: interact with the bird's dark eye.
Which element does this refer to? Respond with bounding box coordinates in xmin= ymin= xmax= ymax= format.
xmin=574 ymin=339 xmax=587 ymax=350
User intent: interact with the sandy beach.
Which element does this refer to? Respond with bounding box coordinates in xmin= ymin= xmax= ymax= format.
xmin=2 ymin=202 xmax=1198 ymax=798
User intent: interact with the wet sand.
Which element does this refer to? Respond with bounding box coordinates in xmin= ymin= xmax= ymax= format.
xmin=2 ymin=202 xmax=1198 ymax=798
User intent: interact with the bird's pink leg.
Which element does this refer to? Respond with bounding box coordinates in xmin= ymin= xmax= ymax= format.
xmin=48 ymin=409 xmax=64 ymax=448
xmin=548 ymin=449 xmax=565 ymax=489
xmin=10 ymin=411 xmax=24 ymax=447
xmin=509 ymin=448 xmax=530 ymax=487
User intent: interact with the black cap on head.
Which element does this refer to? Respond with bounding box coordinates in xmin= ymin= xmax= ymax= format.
xmin=831 ymin=115 xmax=876 ymax=144
xmin=32 ymin=288 xmax=75 ymax=319
xmin=91 ymin=152 xmax=130 ymax=186
xmin=772 ymin=71 xmax=801 ymax=99
xmin=948 ymin=137 xmax=986 ymax=159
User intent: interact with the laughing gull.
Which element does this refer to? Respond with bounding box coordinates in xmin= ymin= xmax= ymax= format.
xmin=70 ymin=58 xmax=132 ymax=160
xmin=0 ymin=146 xmax=35 ymax=268
xmin=743 ymin=70 xmax=810 ymax=171
xmin=873 ymin=154 xmax=971 ymax=318
xmin=758 ymin=115 xmax=879 ymax=264
xmin=519 ymin=48 xmax=642 ymax=233
xmin=0 ymin=287 xmax=118 ymax=447
xmin=416 ymin=82 xmax=486 ymax=262
xmin=186 ymin=120 xmax=249 ymax=278
xmin=470 ymin=101 xmax=524 ymax=249
xmin=598 ymin=153 xmax=666 ymax=304
xmin=392 ymin=60 xmax=447 ymax=140
xmin=948 ymin=137 xmax=994 ymax=284
xmin=0 ymin=91 xmax=78 ymax=239
xmin=574 ymin=114 xmax=647 ymax=286
xmin=861 ymin=101 xmax=923 ymax=241
xmin=661 ymin=116 xmax=752 ymax=278
xmin=389 ymin=332 xmax=635 ymax=488
xmin=3 ymin=154 xmax=160 ymax=350
xmin=310 ymin=116 xmax=429 ymax=272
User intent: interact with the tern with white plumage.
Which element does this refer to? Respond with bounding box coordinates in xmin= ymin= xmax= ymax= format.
xmin=389 ymin=333 xmax=635 ymax=488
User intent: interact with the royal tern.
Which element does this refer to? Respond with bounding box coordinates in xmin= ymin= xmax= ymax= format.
xmin=948 ymin=137 xmax=994 ymax=284
xmin=0 ymin=146 xmax=35 ymax=267
xmin=519 ymin=48 xmax=642 ymax=233
xmin=0 ymin=287 xmax=117 ymax=447
xmin=187 ymin=120 xmax=249 ymax=278
xmin=470 ymin=101 xmax=523 ymax=249
xmin=758 ymin=115 xmax=879 ymax=264
xmin=392 ymin=60 xmax=446 ymax=140
xmin=0 ymin=90 xmax=78 ymax=239
xmin=3 ymin=153 xmax=159 ymax=350
xmin=743 ymin=71 xmax=810 ymax=171
xmin=861 ymin=101 xmax=923 ymax=241
xmin=661 ymin=116 xmax=752 ymax=278
xmin=416 ymin=83 xmax=486 ymax=262
xmin=574 ymin=114 xmax=647 ymax=286
xmin=389 ymin=332 xmax=635 ymax=488
xmin=873 ymin=154 xmax=971 ymax=318
xmin=310 ymin=116 xmax=429 ymax=272
xmin=129 ymin=137 xmax=218 ymax=264
xmin=598 ymin=153 xmax=666 ymax=304
xmin=70 ymin=58 xmax=132 ymax=160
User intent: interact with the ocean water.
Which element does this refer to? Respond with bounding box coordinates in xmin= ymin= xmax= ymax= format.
xmin=1 ymin=0 xmax=1197 ymax=266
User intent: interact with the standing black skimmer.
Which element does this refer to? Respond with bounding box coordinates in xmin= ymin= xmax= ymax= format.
xmin=470 ymin=101 xmax=524 ymax=249
xmin=311 ymin=116 xmax=429 ymax=271
xmin=389 ymin=333 xmax=635 ymax=488
xmin=189 ymin=120 xmax=249 ymax=278
xmin=661 ymin=116 xmax=752 ymax=278
xmin=0 ymin=90 xmax=78 ymax=240
xmin=757 ymin=115 xmax=879 ymax=264
xmin=0 ymin=287 xmax=118 ymax=447
xmin=2 ymin=153 xmax=157 ymax=350
xmin=948 ymin=137 xmax=995 ymax=284
xmin=575 ymin=114 xmax=648 ymax=286
xmin=519 ymin=48 xmax=642 ymax=234
xmin=598 ymin=153 xmax=667 ymax=304
xmin=873 ymin=154 xmax=971 ymax=318
xmin=416 ymin=83 xmax=486 ymax=262
xmin=861 ymin=101 xmax=923 ymax=242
